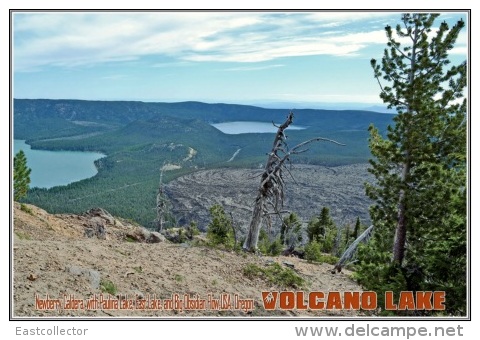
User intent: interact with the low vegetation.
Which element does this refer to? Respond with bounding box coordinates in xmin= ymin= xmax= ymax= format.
xmin=15 ymin=231 xmax=31 ymax=240
xmin=206 ymin=204 xmax=236 ymax=250
xmin=243 ymin=263 xmax=306 ymax=289
xmin=100 ymin=279 xmax=117 ymax=295
xmin=20 ymin=203 xmax=33 ymax=215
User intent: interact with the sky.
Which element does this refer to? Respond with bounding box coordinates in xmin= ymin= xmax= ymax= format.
xmin=12 ymin=11 xmax=468 ymax=108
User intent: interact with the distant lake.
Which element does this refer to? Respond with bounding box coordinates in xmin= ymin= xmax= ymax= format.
xmin=13 ymin=140 xmax=105 ymax=189
xmin=211 ymin=121 xmax=307 ymax=134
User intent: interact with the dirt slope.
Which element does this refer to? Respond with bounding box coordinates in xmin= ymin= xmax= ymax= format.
xmin=12 ymin=203 xmax=366 ymax=318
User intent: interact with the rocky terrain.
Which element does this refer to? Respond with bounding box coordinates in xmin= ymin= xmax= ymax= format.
xmin=12 ymin=202 xmax=366 ymax=318
xmin=166 ymin=163 xmax=374 ymax=235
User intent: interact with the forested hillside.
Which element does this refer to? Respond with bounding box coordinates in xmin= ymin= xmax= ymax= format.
xmin=14 ymin=99 xmax=393 ymax=227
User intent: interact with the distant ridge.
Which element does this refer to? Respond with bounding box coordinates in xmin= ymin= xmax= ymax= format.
xmin=13 ymin=98 xmax=393 ymax=227
xmin=14 ymin=98 xmax=393 ymax=141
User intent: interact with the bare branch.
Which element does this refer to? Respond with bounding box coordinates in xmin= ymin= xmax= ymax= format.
xmin=243 ymin=111 xmax=346 ymax=251
xmin=292 ymin=148 xmax=310 ymax=154
xmin=283 ymin=163 xmax=297 ymax=184
xmin=391 ymin=42 xmax=412 ymax=61
xmin=263 ymin=210 xmax=291 ymax=215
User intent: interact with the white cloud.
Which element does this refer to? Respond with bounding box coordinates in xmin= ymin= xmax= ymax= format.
xmin=451 ymin=46 xmax=468 ymax=55
xmin=151 ymin=61 xmax=194 ymax=68
xmin=451 ymin=30 xmax=468 ymax=55
xmin=13 ymin=12 xmax=464 ymax=71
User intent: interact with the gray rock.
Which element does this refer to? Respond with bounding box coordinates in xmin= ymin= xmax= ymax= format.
xmin=161 ymin=227 xmax=190 ymax=243
xmin=96 ymin=224 xmax=106 ymax=240
xmin=84 ymin=223 xmax=106 ymax=240
xmin=84 ymin=208 xmax=115 ymax=225
xmin=66 ymin=266 xmax=101 ymax=289
xmin=125 ymin=227 xmax=170 ymax=244
xmin=84 ymin=228 xmax=95 ymax=238
xmin=147 ymin=232 xmax=167 ymax=243
xmin=132 ymin=290 xmax=144 ymax=299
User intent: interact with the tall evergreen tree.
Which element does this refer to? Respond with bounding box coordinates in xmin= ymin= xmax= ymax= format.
xmin=344 ymin=225 xmax=351 ymax=248
xmin=206 ymin=204 xmax=235 ymax=249
xmin=307 ymin=207 xmax=337 ymax=253
xmin=352 ymin=217 xmax=362 ymax=240
xmin=13 ymin=150 xmax=31 ymax=201
xmin=357 ymin=13 xmax=467 ymax=315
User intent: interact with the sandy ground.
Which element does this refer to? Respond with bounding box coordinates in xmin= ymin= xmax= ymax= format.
xmin=12 ymin=202 xmax=366 ymax=318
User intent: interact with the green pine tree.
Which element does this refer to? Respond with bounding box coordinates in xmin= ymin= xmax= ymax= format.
xmin=14 ymin=150 xmax=31 ymax=201
xmin=344 ymin=225 xmax=351 ymax=249
xmin=206 ymin=204 xmax=235 ymax=249
xmin=356 ymin=13 xmax=467 ymax=315
xmin=280 ymin=212 xmax=302 ymax=247
xmin=307 ymin=207 xmax=337 ymax=253
xmin=352 ymin=217 xmax=361 ymax=240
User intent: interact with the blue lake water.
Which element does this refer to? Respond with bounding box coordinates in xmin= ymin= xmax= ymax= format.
xmin=211 ymin=121 xmax=307 ymax=134
xmin=13 ymin=140 xmax=105 ymax=189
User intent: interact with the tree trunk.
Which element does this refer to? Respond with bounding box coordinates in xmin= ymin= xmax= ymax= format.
xmin=392 ymin=161 xmax=410 ymax=264
xmin=392 ymin=191 xmax=406 ymax=263
xmin=229 ymin=212 xmax=238 ymax=249
xmin=242 ymin=111 xmax=344 ymax=252
xmin=156 ymin=188 xmax=165 ymax=232
xmin=156 ymin=168 xmax=167 ymax=232
xmin=243 ymin=194 xmax=265 ymax=251
xmin=391 ymin=18 xmax=417 ymax=265
xmin=333 ymin=225 xmax=374 ymax=273
xmin=242 ymin=113 xmax=294 ymax=252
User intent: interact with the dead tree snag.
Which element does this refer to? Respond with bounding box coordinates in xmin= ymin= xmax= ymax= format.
xmin=155 ymin=167 xmax=171 ymax=232
xmin=243 ymin=111 xmax=345 ymax=252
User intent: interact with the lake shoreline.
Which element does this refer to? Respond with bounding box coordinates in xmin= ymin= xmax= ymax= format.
xmin=13 ymin=139 xmax=105 ymax=189
xmin=211 ymin=121 xmax=307 ymax=134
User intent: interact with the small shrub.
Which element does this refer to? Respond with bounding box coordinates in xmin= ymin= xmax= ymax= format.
xmin=304 ymin=241 xmax=339 ymax=264
xmin=100 ymin=279 xmax=117 ymax=295
xmin=186 ymin=221 xmax=200 ymax=238
xmin=268 ymin=237 xmax=284 ymax=256
xmin=318 ymin=254 xmax=339 ymax=265
xmin=267 ymin=263 xmax=305 ymax=288
xmin=20 ymin=203 xmax=33 ymax=215
xmin=177 ymin=228 xmax=187 ymax=243
xmin=206 ymin=204 xmax=235 ymax=250
xmin=15 ymin=231 xmax=31 ymax=240
xmin=243 ymin=263 xmax=306 ymax=289
xmin=304 ymin=240 xmax=322 ymax=262
xmin=258 ymin=230 xmax=284 ymax=256
xmin=125 ymin=235 xmax=137 ymax=243
xmin=281 ymin=212 xmax=303 ymax=247
xmin=243 ymin=263 xmax=264 ymax=279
